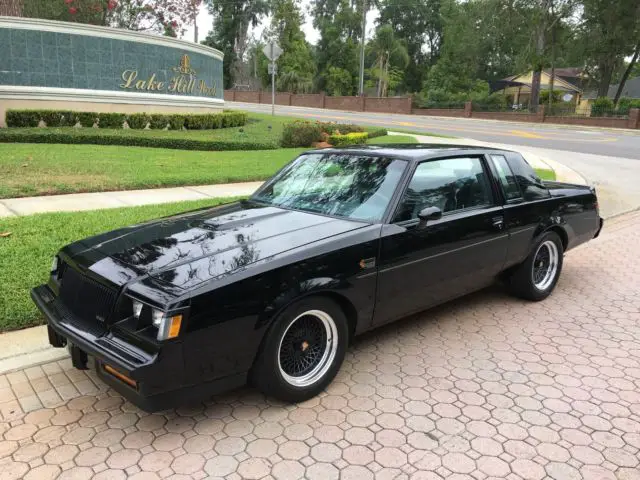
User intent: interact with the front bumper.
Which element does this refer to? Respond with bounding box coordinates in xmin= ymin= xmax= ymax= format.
xmin=31 ymin=284 xmax=245 ymax=411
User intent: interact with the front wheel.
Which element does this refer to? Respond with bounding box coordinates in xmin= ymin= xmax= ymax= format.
xmin=251 ymin=297 xmax=348 ymax=403
xmin=508 ymin=231 xmax=564 ymax=301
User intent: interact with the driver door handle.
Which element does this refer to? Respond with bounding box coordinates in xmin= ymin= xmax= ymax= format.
xmin=492 ymin=216 xmax=505 ymax=231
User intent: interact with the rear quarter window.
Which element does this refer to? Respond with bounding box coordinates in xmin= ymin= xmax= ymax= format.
xmin=506 ymin=153 xmax=550 ymax=201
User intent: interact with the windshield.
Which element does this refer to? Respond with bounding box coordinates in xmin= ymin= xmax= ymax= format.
xmin=251 ymin=153 xmax=407 ymax=222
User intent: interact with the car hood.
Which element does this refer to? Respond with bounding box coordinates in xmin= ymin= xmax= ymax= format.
xmin=78 ymin=201 xmax=367 ymax=291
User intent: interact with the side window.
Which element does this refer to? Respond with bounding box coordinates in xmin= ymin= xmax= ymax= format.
xmin=394 ymin=156 xmax=493 ymax=222
xmin=506 ymin=154 xmax=551 ymax=201
xmin=489 ymin=154 xmax=522 ymax=201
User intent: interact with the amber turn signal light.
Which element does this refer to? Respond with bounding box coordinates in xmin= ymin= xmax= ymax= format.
xmin=167 ymin=314 xmax=182 ymax=339
xmin=103 ymin=364 xmax=137 ymax=388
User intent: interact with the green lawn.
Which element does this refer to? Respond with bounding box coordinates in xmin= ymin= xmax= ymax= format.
xmin=0 ymin=197 xmax=239 ymax=332
xmin=0 ymin=144 xmax=305 ymax=199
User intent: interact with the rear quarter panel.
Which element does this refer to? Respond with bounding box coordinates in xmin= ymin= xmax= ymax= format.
xmin=502 ymin=190 xmax=599 ymax=269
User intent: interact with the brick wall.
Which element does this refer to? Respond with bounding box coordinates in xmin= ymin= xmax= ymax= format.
xmin=365 ymin=97 xmax=411 ymax=114
xmin=222 ymin=90 xmax=640 ymax=130
xmin=324 ymin=96 xmax=364 ymax=111
xmin=413 ymin=108 xmax=466 ymax=117
xmin=291 ymin=94 xmax=325 ymax=109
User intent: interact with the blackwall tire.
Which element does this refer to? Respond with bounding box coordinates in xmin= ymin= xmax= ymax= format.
xmin=509 ymin=231 xmax=564 ymax=301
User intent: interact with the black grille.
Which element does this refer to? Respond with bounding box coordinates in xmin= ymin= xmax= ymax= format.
xmin=58 ymin=263 xmax=117 ymax=325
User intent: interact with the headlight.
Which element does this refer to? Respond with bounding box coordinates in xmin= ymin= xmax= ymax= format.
xmin=132 ymin=300 xmax=144 ymax=319
xmin=127 ymin=295 xmax=184 ymax=341
xmin=51 ymin=256 xmax=59 ymax=274
xmin=151 ymin=309 xmax=163 ymax=327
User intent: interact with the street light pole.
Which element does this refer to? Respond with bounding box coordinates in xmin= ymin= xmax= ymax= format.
xmin=358 ymin=0 xmax=366 ymax=96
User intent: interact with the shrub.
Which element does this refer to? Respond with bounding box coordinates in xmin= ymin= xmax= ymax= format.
xmin=616 ymin=98 xmax=640 ymax=115
xmin=77 ymin=112 xmax=98 ymax=127
xmin=149 ymin=114 xmax=169 ymax=129
xmin=40 ymin=110 xmax=64 ymax=127
xmin=4 ymin=109 xmax=249 ymax=131
xmin=168 ymin=115 xmax=186 ymax=130
xmin=367 ymin=128 xmax=387 ymax=139
xmin=184 ymin=114 xmax=209 ymax=129
xmin=280 ymin=121 xmax=323 ymax=147
xmin=328 ymin=132 xmax=369 ymax=147
xmin=317 ymin=122 xmax=364 ymax=135
xmin=591 ymin=97 xmax=615 ymax=116
xmin=221 ymin=111 xmax=248 ymax=128
xmin=98 ymin=113 xmax=126 ymax=129
xmin=59 ymin=111 xmax=76 ymax=127
xmin=0 ymin=129 xmax=278 ymax=151
xmin=6 ymin=110 xmax=41 ymax=127
xmin=127 ymin=113 xmax=149 ymax=129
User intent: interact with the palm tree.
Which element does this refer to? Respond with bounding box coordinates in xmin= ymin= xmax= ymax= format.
xmin=368 ymin=25 xmax=410 ymax=97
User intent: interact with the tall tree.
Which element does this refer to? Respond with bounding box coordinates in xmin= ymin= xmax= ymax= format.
xmin=203 ymin=0 xmax=269 ymax=89
xmin=311 ymin=0 xmax=363 ymax=94
xmin=20 ymin=0 xmax=197 ymax=35
xmin=267 ymin=0 xmax=315 ymax=93
xmin=423 ymin=0 xmax=526 ymax=99
xmin=368 ymin=24 xmax=409 ymax=96
xmin=377 ymin=0 xmax=443 ymax=93
xmin=581 ymin=0 xmax=640 ymax=98
xmin=512 ymin=0 xmax=576 ymax=111
xmin=614 ymin=42 xmax=640 ymax=105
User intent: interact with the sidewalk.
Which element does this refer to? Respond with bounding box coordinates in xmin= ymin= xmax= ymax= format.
xmin=0 ymin=181 xmax=263 ymax=218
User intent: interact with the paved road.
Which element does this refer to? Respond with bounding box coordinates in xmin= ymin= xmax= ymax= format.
xmin=228 ymin=101 xmax=640 ymax=160
xmin=1 ymin=211 xmax=639 ymax=480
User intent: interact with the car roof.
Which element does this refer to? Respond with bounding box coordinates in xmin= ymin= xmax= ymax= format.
xmin=303 ymin=144 xmax=516 ymax=162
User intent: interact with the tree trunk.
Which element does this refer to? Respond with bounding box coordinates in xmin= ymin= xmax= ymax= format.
xmin=530 ymin=69 xmax=542 ymax=112
xmin=0 ymin=0 xmax=23 ymax=16
xmin=597 ymin=59 xmax=615 ymax=98
xmin=529 ymin=24 xmax=545 ymax=113
xmin=614 ymin=42 xmax=640 ymax=105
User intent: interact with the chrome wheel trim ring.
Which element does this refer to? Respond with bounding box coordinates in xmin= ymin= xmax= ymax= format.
xmin=532 ymin=240 xmax=559 ymax=291
xmin=277 ymin=309 xmax=338 ymax=388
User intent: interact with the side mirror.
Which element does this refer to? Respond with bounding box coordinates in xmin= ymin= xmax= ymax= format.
xmin=417 ymin=206 xmax=442 ymax=224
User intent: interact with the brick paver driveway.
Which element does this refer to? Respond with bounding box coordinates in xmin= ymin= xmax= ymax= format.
xmin=1 ymin=212 xmax=639 ymax=480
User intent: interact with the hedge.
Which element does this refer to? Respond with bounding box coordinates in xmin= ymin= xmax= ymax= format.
xmin=280 ymin=120 xmax=375 ymax=148
xmin=5 ymin=109 xmax=249 ymax=130
xmin=0 ymin=130 xmax=277 ymax=151
xmin=328 ymin=132 xmax=369 ymax=147
xmin=98 ymin=113 xmax=126 ymax=129
xmin=367 ymin=128 xmax=387 ymax=139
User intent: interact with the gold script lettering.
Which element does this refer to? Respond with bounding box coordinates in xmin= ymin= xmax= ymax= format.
xmin=120 ymin=70 xmax=138 ymax=89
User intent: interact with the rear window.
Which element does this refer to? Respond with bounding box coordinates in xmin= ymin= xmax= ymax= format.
xmin=506 ymin=154 xmax=550 ymax=201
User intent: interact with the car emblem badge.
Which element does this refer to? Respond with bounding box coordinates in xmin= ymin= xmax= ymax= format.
xmin=301 ymin=341 xmax=309 ymax=352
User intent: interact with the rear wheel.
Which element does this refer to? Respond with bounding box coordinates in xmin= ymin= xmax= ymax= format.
xmin=251 ymin=297 xmax=348 ymax=402
xmin=508 ymin=231 xmax=564 ymax=301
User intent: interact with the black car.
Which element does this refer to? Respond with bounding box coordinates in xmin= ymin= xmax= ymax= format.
xmin=32 ymin=145 xmax=603 ymax=411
